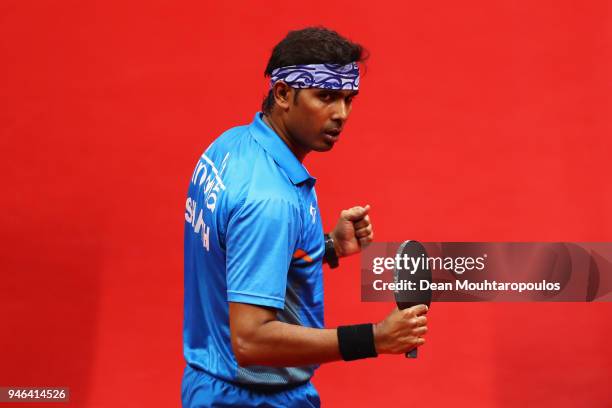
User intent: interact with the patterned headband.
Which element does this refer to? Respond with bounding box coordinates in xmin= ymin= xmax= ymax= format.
xmin=269 ymin=62 xmax=360 ymax=90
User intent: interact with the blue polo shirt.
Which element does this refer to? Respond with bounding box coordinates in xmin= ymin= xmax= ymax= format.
xmin=183 ymin=112 xmax=325 ymax=387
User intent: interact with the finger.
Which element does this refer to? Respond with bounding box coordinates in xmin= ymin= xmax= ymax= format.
xmin=342 ymin=205 xmax=370 ymax=222
xmin=358 ymin=233 xmax=373 ymax=247
xmin=413 ymin=315 xmax=427 ymax=326
xmin=353 ymin=215 xmax=371 ymax=230
xmin=412 ymin=325 xmax=428 ymax=336
xmin=401 ymin=339 xmax=417 ymax=353
xmin=406 ymin=336 xmax=425 ymax=346
xmin=405 ymin=304 xmax=428 ymax=317
xmin=358 ymin=228 xmax=374 ymax=247
xmin=407 ymin=316 xmax=425 ymax=328
xmin=355 ymin=226 xmax=372 ymax=238
xmin=407 ymin=315 xmax=427 ymax=327
xmin=343 ymin=206 xmax=368 ymax=221
xmin=359 ymin=229 xmax=374 ymax=247
xmin=353 ymin=220 xmax=368 ymax=230
xmin=402 ymin=336 xmax=425 ymax=353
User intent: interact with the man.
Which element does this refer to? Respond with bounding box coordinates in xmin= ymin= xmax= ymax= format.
xmin=182 ymin=27 xmax=428 ymax=407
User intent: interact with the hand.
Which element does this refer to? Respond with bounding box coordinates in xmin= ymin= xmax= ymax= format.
xmin=330 ymin=205 xmax=374 ymax=257
xmin=373 ymin=305 xmax=429 ymax=355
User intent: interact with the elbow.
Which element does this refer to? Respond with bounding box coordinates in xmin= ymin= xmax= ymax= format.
xmin=232 ymin=334 xmax=256 ymax=366
xmin=228 ymin=302 xmax=277 ymax=366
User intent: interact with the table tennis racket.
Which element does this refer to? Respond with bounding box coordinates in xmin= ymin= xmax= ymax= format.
xmin=393 ymin=240 xmax=432 ymax=358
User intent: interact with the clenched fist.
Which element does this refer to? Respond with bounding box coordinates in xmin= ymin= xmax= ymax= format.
xmin=330 ymin=205 xmax=374 ymax=257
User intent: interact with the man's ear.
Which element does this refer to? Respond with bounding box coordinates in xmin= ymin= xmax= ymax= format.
xmin=272 ymin=81 xmax=292 ymax=111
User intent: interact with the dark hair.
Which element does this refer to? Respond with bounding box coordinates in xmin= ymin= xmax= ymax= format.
xmin=261 ymin=27 xmax=368 ymax=114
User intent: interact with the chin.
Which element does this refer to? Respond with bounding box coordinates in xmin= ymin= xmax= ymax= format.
xmin=312 ymin=142 xmax=335 ymax=152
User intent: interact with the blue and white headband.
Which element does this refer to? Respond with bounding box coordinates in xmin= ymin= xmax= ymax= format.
xmin=269 ymin=62 xmax=360 ymax=90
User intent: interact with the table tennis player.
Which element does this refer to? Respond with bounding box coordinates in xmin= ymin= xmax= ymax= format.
xmin=182 ymin=27 xmax=428 ymax=407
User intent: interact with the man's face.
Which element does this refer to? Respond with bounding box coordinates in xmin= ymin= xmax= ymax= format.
xmin=284 ymin=87 xmax=358 ymax=153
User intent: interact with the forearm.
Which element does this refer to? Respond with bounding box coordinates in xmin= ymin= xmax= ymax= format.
xmin=234 ymin=321 xmax=341 ymax=367
xmin=230 ymin=302 xmax=428 ymax=366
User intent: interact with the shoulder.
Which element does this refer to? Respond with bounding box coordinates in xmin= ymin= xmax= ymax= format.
xmin=197 ymin=117 xmax=302 ymax=212
xmin=210 ymin=130 xmax=298 ymax=206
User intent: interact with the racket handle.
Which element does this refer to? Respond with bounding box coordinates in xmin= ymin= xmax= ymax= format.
xmin=405 ymin=348 xmax=418 ymax=358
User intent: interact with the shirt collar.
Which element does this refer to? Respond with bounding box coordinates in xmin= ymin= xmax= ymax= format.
xmin=249 ymin=112 xmax=316 ymax=186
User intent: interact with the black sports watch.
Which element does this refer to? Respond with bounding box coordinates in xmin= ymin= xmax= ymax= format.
xmin=323 ymin=233 xmax=339 ymax=269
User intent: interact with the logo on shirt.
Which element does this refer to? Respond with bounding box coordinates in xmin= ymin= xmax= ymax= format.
xmin=309 ymin=203 xmax=316 ymax=224
xmin=293 ymin=249 xmax=313 ymax=263
xmin=186 ymin=152 xmax=230 ymax=252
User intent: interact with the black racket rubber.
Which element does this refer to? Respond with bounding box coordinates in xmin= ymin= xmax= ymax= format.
xmin=393 ymin=240 xmax=432 ymax=358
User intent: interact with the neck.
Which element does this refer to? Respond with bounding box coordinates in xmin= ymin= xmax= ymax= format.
xmin=262 ymin=112 xmax=308 ymax=163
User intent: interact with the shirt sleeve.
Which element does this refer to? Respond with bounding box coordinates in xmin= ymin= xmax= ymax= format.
xmin=225 ymin=195 xmax=300 ymax=309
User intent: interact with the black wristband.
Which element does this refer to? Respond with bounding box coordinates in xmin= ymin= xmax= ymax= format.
xmin=323 ymin=233 xmax=339 ymax=269
xmin=337 ymin=323 xmax=378 ymax=361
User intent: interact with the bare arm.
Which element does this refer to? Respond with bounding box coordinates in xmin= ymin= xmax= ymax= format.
xmin=229 ymin=302 xmax=341 ymax=367
xmin=229 ymin=302 xmax=428 ymax=367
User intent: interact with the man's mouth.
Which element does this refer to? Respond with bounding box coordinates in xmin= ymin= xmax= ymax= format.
xmin=324 ymin=128 xmax=341 ymax=137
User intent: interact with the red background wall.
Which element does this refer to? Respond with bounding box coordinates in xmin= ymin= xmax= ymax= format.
xmin=1 ymin=1 xmax=610 ymax=406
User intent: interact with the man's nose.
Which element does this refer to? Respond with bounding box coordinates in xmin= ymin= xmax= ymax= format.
xmin=331 ymin=100 xmax=349 ymax=122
